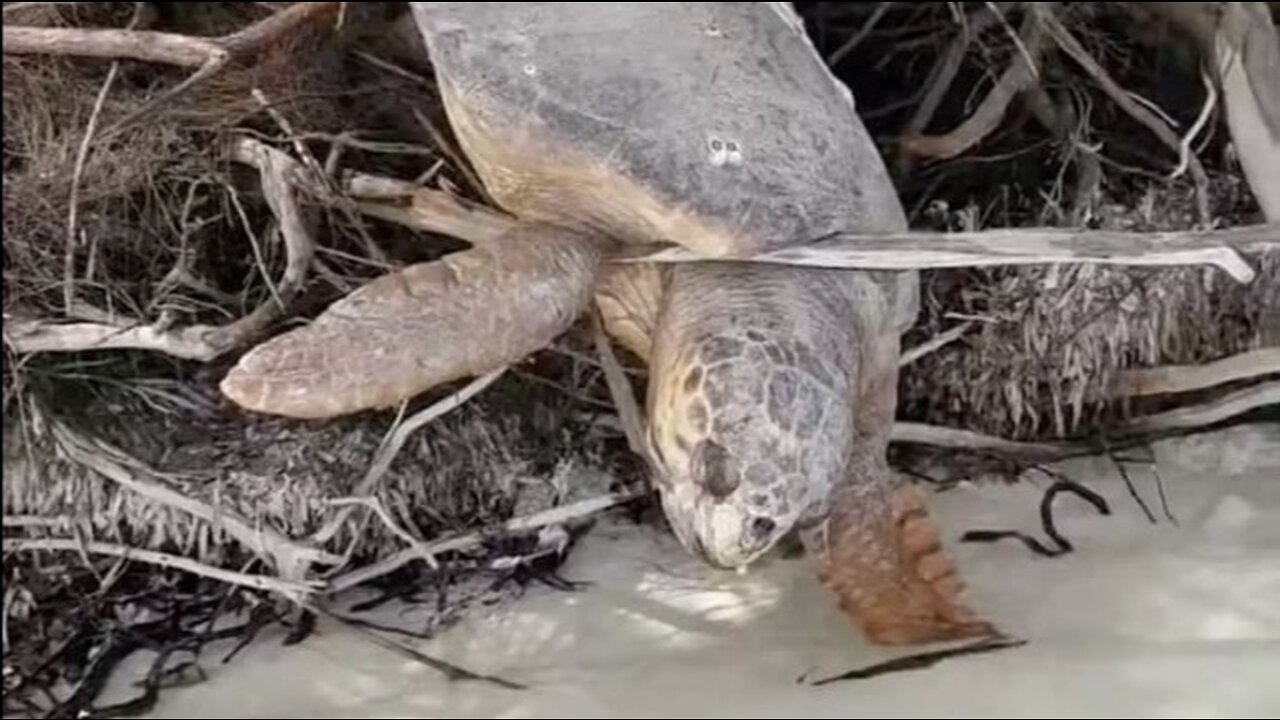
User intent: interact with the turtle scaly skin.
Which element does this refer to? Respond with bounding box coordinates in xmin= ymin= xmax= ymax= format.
xmin=221 ymin=2 xmax=997 ymax=646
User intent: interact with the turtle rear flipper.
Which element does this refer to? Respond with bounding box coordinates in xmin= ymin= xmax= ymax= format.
xmin=220 ymin=223 xmax=601 ymax=419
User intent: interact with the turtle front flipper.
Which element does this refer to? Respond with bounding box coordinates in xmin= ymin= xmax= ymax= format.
xmin=803 ymin=327 xmax=996 ymax=646
xmin=804 ymin=475 xmax=996 ymax=646
xmin=220 ymin=223 xmax=601 ymax=419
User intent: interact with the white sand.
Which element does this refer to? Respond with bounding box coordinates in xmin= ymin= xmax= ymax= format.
xmin=119 ymin=423 xmax=1280 ymax=718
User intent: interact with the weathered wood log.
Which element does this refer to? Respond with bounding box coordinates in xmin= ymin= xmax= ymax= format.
xmin=622 ymin=225 xmax=1276 ymax=282
xmin=1115 ymin=348 xmax=1280 ymax=397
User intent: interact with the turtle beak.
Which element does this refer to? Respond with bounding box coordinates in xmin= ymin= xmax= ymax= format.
xmin=660 ymin=489 xmax=774 ymax=570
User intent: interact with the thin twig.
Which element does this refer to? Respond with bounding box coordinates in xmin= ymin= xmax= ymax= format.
xmin=325 ymin=497 xmax=440 ymax=570
xmin=828 ymin=2 xmax=893 ymax=66
xmin=987 ymin=1 xmax=1040 ymax=81
xmin=1170 ymin=68 xmax=1218 ymax=180
xmin=1109 ymin=452 xmax=1158 ymax=524
xmin=2 ymin=538 xmax=317 ymax=599
xmin=326 ymin=490 xmax=645 ymax=594
xmin=252 ymin=88 xmax=389 ymax=264
xmin=358 ymin=368 xmax=507 ymax=497
xmin=412 ymin=107 xmax=495 ymax=206
xmin=309 ymin=368 xmax=508 ymax=546
xmin=591 ymin=309 xmax=653 ymax=465
xmin=900 ymin=322 xmax=975 ymax=366
xmin=63 ymin=10 xmax=130 ymax=315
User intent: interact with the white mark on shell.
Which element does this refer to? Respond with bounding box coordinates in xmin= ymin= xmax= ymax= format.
xmin=708 ymin=136 xmax=745 ymax=167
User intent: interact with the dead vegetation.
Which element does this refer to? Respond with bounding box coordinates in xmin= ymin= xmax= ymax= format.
xmin=2 ymin=2 xmax=1278 ymax=716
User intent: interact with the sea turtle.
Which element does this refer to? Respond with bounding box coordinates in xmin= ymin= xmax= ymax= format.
xmin=221 ymin=2 xmax=996 ymax=645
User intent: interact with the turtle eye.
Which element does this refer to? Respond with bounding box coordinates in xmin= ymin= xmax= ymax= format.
xmin=693 ymin=439 xmax=739 ymax=500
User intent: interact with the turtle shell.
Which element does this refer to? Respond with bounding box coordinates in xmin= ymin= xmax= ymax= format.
xmin=410 ymin=2 xmax=907 ymax=258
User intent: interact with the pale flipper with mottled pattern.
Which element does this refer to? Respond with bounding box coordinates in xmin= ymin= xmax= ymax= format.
xmin=220 ymin=223 xmax=601 ymax=419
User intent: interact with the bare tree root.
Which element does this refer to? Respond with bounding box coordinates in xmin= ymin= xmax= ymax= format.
xmin=897 ymin=5 xmax=1003 ymax=172
xmin=1039 ymin=8 xmax=1214 ymax=224
xmin=1136 ymin=2 xmax=1280 ymax=221
xmin=2 ymin=2 xmax=342 ymax=134
xmin=900 ymin=7 xmax=1045 ymax=161
xmin=4 ymin=140 xmax=317 ymax=360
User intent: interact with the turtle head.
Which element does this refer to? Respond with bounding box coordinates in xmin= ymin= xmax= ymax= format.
xmin=644 ymin=334 xmax=850 ymax=570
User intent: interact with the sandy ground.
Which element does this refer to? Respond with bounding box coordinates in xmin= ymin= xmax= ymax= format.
xmin=115 ymin=422 xmax=1279 ymax=718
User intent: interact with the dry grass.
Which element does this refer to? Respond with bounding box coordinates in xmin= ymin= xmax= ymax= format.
xmin=900 ymin=215 xmax=1277 ymax=440
xmin=811 ymin=2 xmax=1280 ymax=441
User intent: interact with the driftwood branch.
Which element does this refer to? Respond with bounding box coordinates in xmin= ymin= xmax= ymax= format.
xmin=890 ymin=422 xmax=1079 ymax=460
xmin=1121 ymin=379 xmax=1280 ymax=435
xmin=592 ymin=309 xmax=655 ymax=464
xmin=1132 ymin=2 xmax=1280 ymax=222
xmin=3 ymin=315 xmax=229 ymax=360
xmin=622 ymin=225 xmax=1275 ymax=282
xmin=900 ymin=6 xmax=1044 ymax=160
xmin=2 ymin=2 xmax=341 ymax=133
xmin=2 ymin=26 xmax=219 ymax=67
xmin=2 ymin=538 xmax=317 ymax=600
xmin=4 ymin=138 xmax=317 ymax=361
xmin=1 ymin=2 xmax=340 ymax=66
xmin=1115 ymin=347 xmax=1280 ymax=397
xmin=326 ymin=489 xmax=646 ymax=594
